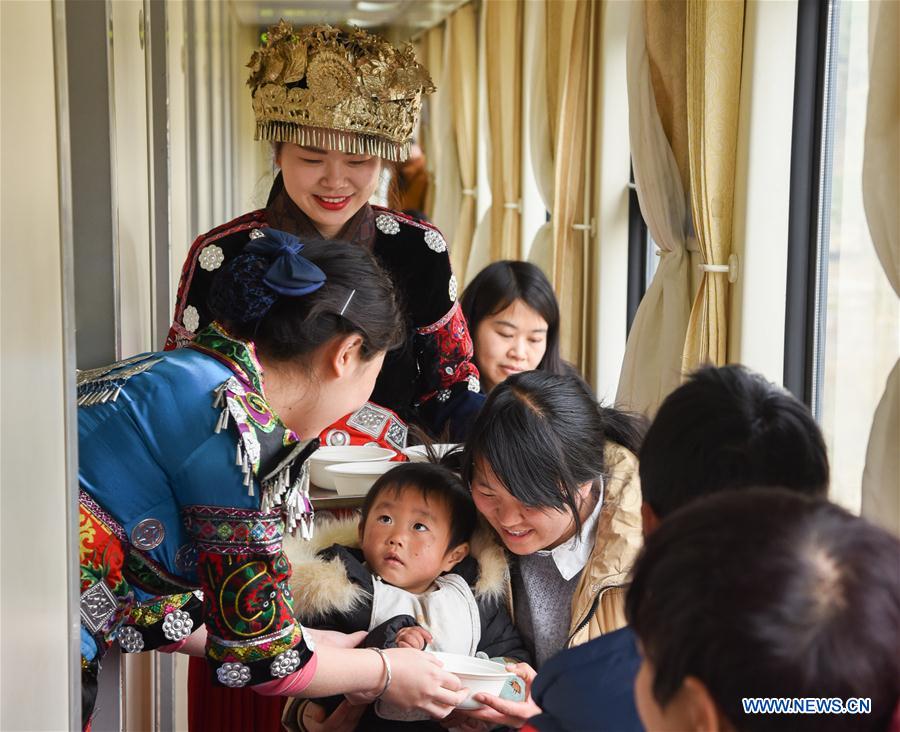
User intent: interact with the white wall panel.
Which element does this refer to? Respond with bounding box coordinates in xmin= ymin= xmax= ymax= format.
xmin=109 ymin=0 xmax=153 ymax=357
xmin=1 ymin=1 xmax=76 ymax=728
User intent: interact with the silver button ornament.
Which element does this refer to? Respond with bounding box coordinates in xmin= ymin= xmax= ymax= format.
xmin=325 ymin=429 xmax=350 ymax=446
xmin=424 ymin=229 xmax=447 ymax=253
xmin=217 ymin=662 xmax=251 ymax=687
xmin=80 ymin=581 xmax=118 ymax=634
xmin=249 ymin=229 xmax=265 ymax=239
xmin=448 ymin=275 xmax=458 ymax=301
xmin=270 ymin=649 xmax=302 ymax=678
xmin=199 ymin=244 xmax=225 ymax=271
xmin=162 ymin=609 xmax=194 ymax=642
xmin=467 ymin=375 xmax=481 ymax=392
xmin=131 ymin=518 xmax=165 ymax=550
xmin=437 ymin=389 xmax=451 ymax=403
xmin=183 ymin=305 xmax=200 ymax=333
xmin=376 ymin=214 xmax=400 ymax=235
xmin=117 ymin=626 xmax=145 ymax=653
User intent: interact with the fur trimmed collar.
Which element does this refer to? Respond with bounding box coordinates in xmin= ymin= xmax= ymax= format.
xmin=283 ymin=515 xmax=510 ymax=619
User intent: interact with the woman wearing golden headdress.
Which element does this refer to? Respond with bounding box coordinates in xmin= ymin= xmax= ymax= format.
xmin=169 ymin=22 xmax=482 ymax=731
xmin=167 ymin=22 xmax=483 ymax=454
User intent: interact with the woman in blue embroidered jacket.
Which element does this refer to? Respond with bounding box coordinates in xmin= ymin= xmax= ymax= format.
xmin=78 ymin=231 xmax=468 ymax=729
xmin=167 ymin=21 xmax=483 ymax=449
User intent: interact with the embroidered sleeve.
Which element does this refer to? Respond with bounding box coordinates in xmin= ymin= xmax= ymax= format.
xmin=184 ymin=506 xmax=315 ymax=688
xmin=120 ymin=593 xmax=203 ymax=653
xmin=414 ymin=302 xmax=485 ymax=440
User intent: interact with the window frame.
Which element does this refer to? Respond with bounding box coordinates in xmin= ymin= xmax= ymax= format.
xmin=626 ymin=164 xmax=649 ymax=335
xmin=783 ymin=0 xmax=837 ymax=416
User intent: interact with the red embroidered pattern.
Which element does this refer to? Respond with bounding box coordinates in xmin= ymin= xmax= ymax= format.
xmin=200 ymin=549 xmax=295 ymax=651
xmin=429 ymin=302 xmax=479 ymax=391
xmin=184 ymin=505 xmax=284 ymax=555
xmin=417 ymin=301 xmax=461 ymax=336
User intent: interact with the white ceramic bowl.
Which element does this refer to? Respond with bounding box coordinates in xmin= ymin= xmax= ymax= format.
xmin=401 ymin=443 xmax=463 ymax=463
xmin=429 ymin=652 xmax=520 ymax=710
xmin=308 ymin=446 xmax=395 ymax=489
xmin=324 ymin=460 xmax=399 ymax=496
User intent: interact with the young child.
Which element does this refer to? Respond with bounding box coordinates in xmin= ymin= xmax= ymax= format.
xmin=284 ymin=462 xmax=530 ymax=730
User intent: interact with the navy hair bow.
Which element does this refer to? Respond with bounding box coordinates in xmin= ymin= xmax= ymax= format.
xmin=245 ymin=228 xmax=326 ymax=296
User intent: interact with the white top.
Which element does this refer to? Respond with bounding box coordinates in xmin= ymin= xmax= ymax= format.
xmin=538 ymin=477 xmax=605 ymax=581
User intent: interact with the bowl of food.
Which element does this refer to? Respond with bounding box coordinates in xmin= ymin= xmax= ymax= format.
xmin=324 ymin=460 xmax=399 ymax=497
xmin=401 ymin=443 xmax=463 ymax=463
xmin=428 ymin=652 xmax=526 ymax=710
xmin=308 ymin=446 xmax=395 ymax=489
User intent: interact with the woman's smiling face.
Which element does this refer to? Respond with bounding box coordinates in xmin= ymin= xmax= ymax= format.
xmin=277 ymin=142 xmax=381 ymax=238
xmin=470 ymin=458 xmax=586 ymax=554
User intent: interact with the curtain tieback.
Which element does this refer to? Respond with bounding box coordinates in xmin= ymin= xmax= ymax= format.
xmin=698 ymin=254 xmax=740 ymax=284
xmin=503 ymin=200 xmax=522 ymax=213
xmin=572 ymin=219 xmax=596 ymax=237
xmin=462 ymin=188 xmax=477 ymax=197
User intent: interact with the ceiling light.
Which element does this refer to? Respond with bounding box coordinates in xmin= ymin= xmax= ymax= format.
xmin=356 ymin=1 xmax=402 ymax=11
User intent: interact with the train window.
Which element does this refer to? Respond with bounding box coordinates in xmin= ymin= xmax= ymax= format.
xmin=626 ymin=163 xmax=659 ymax=335
xmin=810 ymin=0 xmax=899 ymax=511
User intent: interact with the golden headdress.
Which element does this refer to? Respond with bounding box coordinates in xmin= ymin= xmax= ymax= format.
xmin=247 ymin=21 xmax=434 ymax=162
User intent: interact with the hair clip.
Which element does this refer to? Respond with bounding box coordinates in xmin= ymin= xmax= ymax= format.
xmin=340 ymin=289 xmax=356 ymax=317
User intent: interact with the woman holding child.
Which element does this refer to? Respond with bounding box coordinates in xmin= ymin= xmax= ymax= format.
xmin=290 ymin=370 xmax=645 ymax=730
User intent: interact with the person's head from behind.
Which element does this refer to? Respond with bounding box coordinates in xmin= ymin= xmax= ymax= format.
xmin=462 ymin=371 xmax=644 ymax=555
xmin=639 ymin=365 xmax=829 ymax=535
xmin=359 ymin=462 xmax=476 ymax=594
xmin=209 ymin=229 xmax=403 ymax=437
xmin=461 ymin=261 xmax=564 ymax=392
xmin=627 ymin=488 xmax=900 ymax=732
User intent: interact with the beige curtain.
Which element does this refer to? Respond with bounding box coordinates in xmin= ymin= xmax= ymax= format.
xmin=525 ymin=0 xmax=555 ymax=278
xmin=445 ymin=3 xmax=479 ymax=278
xmin=430 ymin=25 xmax=461 ymax=250
xmin=419 ymin=26 xmax=445 ymax=220
xmin=525 ymin=0 xmax=593 ymax=369
xmin=861 ymin=0 xmax=900 ymax=534
xmin=551 ymin=0 xmax=594 ymax=369
xmin=681 ymin=0 xmax=745 ymax=370
xmin=485 ymin=0 xmax=523 ymax=261
xmin=464 ymin=5 xmax=492 ymax=287
xmin=616 ymin=2 xmax=693 ymax=415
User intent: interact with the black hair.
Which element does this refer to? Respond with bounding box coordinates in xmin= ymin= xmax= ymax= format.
xmin=460 ymin=260 xmax=568 ymax=377
xmin=209 ymin=237 xmax=403 ymax=362
xmin=640 ymin=364 xmax=829 ymax=519
xmin=626 ymin=488 xmax=900 ymax=732
xmin=360 ymin=462 xmax=477 ymax=550
xmin=462 ymin=371 xmax=646 ymax=534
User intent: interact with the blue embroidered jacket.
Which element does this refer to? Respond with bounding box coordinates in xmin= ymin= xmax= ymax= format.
xmin=78 ymin=324 xmax=315 ymax=689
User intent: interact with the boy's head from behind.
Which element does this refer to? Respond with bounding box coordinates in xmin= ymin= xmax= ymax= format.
xmin=626 ymin=488 xmax=900 ymax=732
xmin=359 ymin=462 xmax=476 ymax=594
xmin=639 ymin=365 xmax=829 ymax=533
